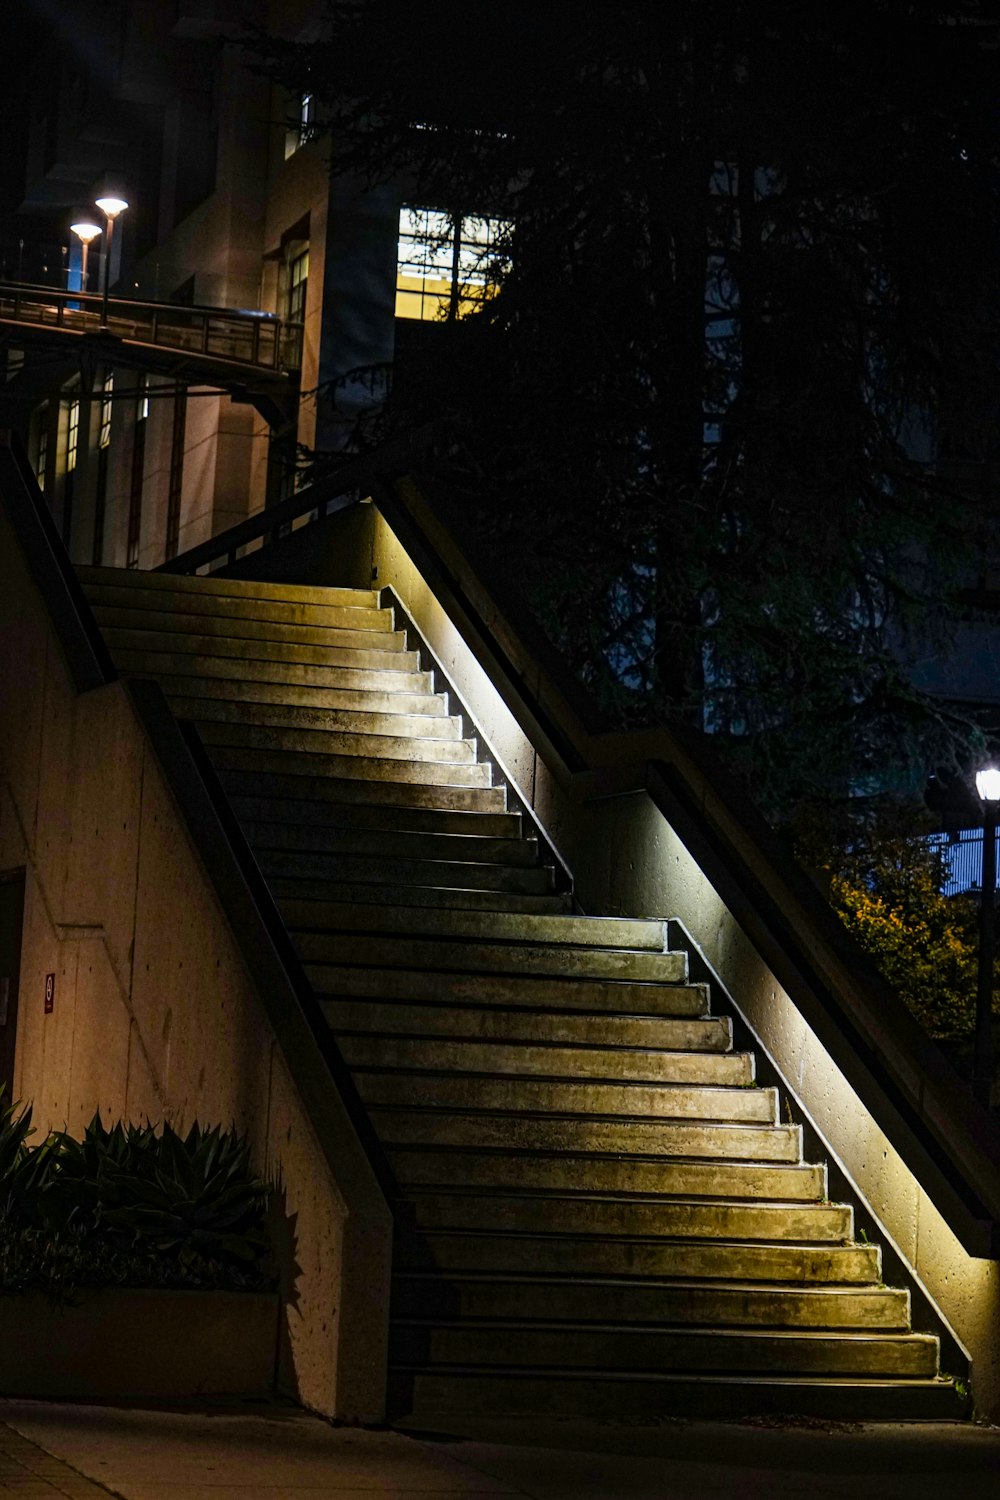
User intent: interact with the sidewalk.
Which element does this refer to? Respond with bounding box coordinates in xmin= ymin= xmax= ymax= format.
xmin=0 ymin=1399 xmax=997 ymax=1500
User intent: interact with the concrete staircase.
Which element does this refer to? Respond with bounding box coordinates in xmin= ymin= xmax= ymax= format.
xmin=77 ymin=564 xmax=963 ymax=1420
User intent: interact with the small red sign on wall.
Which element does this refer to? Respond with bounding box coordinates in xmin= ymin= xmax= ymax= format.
xmin=44 ymin=973 xmax=54 ymax=1014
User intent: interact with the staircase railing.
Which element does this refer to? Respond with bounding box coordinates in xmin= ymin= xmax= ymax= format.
xmin=0 ymin=281 xmax=303 ymax=374
xmin=155 ymin=427 xmax=434 ymax=576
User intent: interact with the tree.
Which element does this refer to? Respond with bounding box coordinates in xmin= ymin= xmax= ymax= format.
xmin=252 ymin=1 xmax=1000 ymax=817
xmin=793 ymin=799 xmax=988 ymax=1040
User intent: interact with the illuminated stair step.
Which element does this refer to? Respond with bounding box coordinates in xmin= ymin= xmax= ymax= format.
xmin=333 ymin=1033 xmax=747 ymax=1084
xmin=399 ymin=1191 xmax=855 ymax=1244
xmin=355 ymin=1072 xmax=775 ymax=1123
xmin=393 ymin=1232 xmax=879 ymax=1283
xmin=300 ymin=933 xmax=687 ymax=983
xmin=104 ymin=626 xmax=421 ymax=673
xmin=387 ymin=1151 xmax=827 ymax=1201
xmin=306 ymin=963 xmax=707 ymax=1013
xmin=372 ymin=1111 xmax=802 ymax=1162
xmin=168 ymin=693 xmax=465 ymax=741
xmin=77 ymin=563 xmax=377 ymax=611
xmin=112 ymin=648 xmax=434 ymax=696
xmin=197 ymin=719 xmax=478 ymax=764
xmin=83 ymin=582 xmax=392 ymax=633
xmin=92 ymin=604 xmax=408 ymax=652
xmin=390 ymin=1274 xmax=908 ymax=1330
xmin=326 ymin=1001 xmax=716 ymax=1048
xmin=246 ymin=823 xmax=539 ymax=867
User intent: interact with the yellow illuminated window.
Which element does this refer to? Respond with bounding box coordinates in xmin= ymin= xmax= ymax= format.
xmin=65 ymin=397 xmax=80 ymax=472
xmin=395 ymin=207 xmax=512 ymax=321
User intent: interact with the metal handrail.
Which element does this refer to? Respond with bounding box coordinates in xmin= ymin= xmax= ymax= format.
xmin=155 ymin=426 xmax=435 ymax=575
xmin=0 ymin=280 xmax=304 ymax=374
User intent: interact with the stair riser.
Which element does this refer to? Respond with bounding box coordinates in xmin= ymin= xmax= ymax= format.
xmin=334 ymin=1034 xmax=751 ymax=1084
xmin=399 ymin=1194 xmax=854 ymax=1244
xmin=104 ymin=626 xmax=421 ymax=673
xmin=394 ymin=1235 xmax=880 ymax=1283
xmin=219 ymin=769 xmax=505 ymax=812
xmin=292 ymin=887 xmax=573 ymax=915
xmin=114 ymin=651 xmax=434 ymax=695
xmin=388 ymin=1371 xmax=962 ymax=1421
xmin=312 ymin=966 xmax=707 ymax=1015
xmin=391 ymin=1279 xmax=909 ymax=1330
xmin=77 ymin=564 xmax=376 ymax=611
xmin=248 ymin=825 xmax=540 ymax=867
xmin=389 ymin=1326 xmax=936 ymax=1377
xmin=328 ymin=1004 xmax=730 ymax=1052
xmin=198 ymin=721 xmax=476 ymax=764
xmin=357 ymin=1074 xmax=775 ymax=1122
xmin=93 ymin=606 xmax=407 ymax=653
xmin=389 ymin=1152 xmax=827 ymax=1201
xmin=240 ymin=800 xmax=520 ymax=839
xmin=170 ymin=696 xmax=464 ymax=741
xmin=373 ymin=1112 xmax=803 ymax=1163
xmin=303 ymin=936 xmax=688 ymax=984
xmin=287 ymin=904 xmax=665 ymax=948
xmin=266 ymin=854 xmax=554 ymax=894
xmin=208 ymin=745 xmax=493 ymax=788
xmin=84 ymin=584 xmax=392 ymax=633
xmin=152 ymin=673 xmax=449 ymax=717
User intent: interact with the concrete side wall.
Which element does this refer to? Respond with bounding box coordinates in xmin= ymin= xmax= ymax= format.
xmin=363 ymin=503 xmax=1000 ymax=1420
xmin=0 ymin=508 xmax=391 ymax=1420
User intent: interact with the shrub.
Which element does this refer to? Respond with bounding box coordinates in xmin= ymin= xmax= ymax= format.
xmin=0 ymin=1102 xmax=273 ymax=1298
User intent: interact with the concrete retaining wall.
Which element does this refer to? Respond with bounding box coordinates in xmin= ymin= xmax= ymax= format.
xmin=0 ymin=505 xmax=391 ymax=1420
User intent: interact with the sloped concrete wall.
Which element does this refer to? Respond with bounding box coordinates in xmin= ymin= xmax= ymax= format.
xmin=361 ymin=500 xmax=1000 ymax=1421
xmin=0 ymin=506 xmax=391 ymax=1420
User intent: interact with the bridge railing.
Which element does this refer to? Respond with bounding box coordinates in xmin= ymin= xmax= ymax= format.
xmin=0 ymin=281 xmax=303 ymax=372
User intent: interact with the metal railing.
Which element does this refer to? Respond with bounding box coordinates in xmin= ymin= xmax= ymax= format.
xmin=156 ymin=426 xmax=434 ymax=575
xmin=0 ymin=281 xmax=303 ymax=373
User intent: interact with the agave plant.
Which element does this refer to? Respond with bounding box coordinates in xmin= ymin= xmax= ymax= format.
xmin=59 ymin=1116 xmax=270 ymax=1268
xmin=0 ymin=1090 xmax=59 ymax=1227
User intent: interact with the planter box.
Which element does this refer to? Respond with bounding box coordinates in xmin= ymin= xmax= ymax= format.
xmin=0 ymin=1288 xmax=279 ymax=1399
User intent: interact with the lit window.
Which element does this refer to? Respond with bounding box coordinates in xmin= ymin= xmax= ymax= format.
xmin=285 ymin=246 xmax=309 ymax=323
xmin=395 ymin=207 xmax=512 ymax=321
xmin=284 ymin=92 xmax=316 ymax=159
xmin=99 ymin=372 xmax=113 ymax=448
xmin=65 ymin=397 xmax=80 ymax=473
xmin=137 ymin=372 xmax=149 ymax=422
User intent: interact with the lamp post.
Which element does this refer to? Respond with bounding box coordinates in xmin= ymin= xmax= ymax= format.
xmin=94 ymin=194 xmax=128 ymax=329
xmin=974 ymin=764 xmax=1000 ymax=1107
xmin=69 ymin=216 xmax=101 ymax=294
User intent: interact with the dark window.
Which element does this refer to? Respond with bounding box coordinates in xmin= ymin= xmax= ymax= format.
xmin=165 ymin=387 xmax=187 ymax=561
xmin=127 ymin=376 xmax=148 ymax=568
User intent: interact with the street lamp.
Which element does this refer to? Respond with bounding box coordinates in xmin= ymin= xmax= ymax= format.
xmin=69 ymin=215 xmax=101 ymax=294
xmin=974 ymin=764 xmax=1000 ymax=1106
xmin=94 ymin=193 xmax=128 ymax=330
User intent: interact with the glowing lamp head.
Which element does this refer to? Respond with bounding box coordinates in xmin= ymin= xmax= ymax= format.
xmin=95 ymin=195 xmax=128 ymax=219
xmin=976 ymin=766 xmax=1000 ymax=804
xmin=70 ymin=219 xmax=102 ymax=244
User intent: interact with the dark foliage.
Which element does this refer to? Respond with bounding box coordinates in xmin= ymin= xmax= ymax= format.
xmin=251 ymin=1 xmax=1000 ymax=815
xmin=0 ymin=1104 xmax=273 ymax=1299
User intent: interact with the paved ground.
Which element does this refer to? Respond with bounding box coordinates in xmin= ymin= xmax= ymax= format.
xmin=0 ymin=1400 xmax=997 ymax=1499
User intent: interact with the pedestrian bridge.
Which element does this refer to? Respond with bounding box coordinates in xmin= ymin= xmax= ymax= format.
xmin=0 ymin=281 xmax=301 ymax=426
